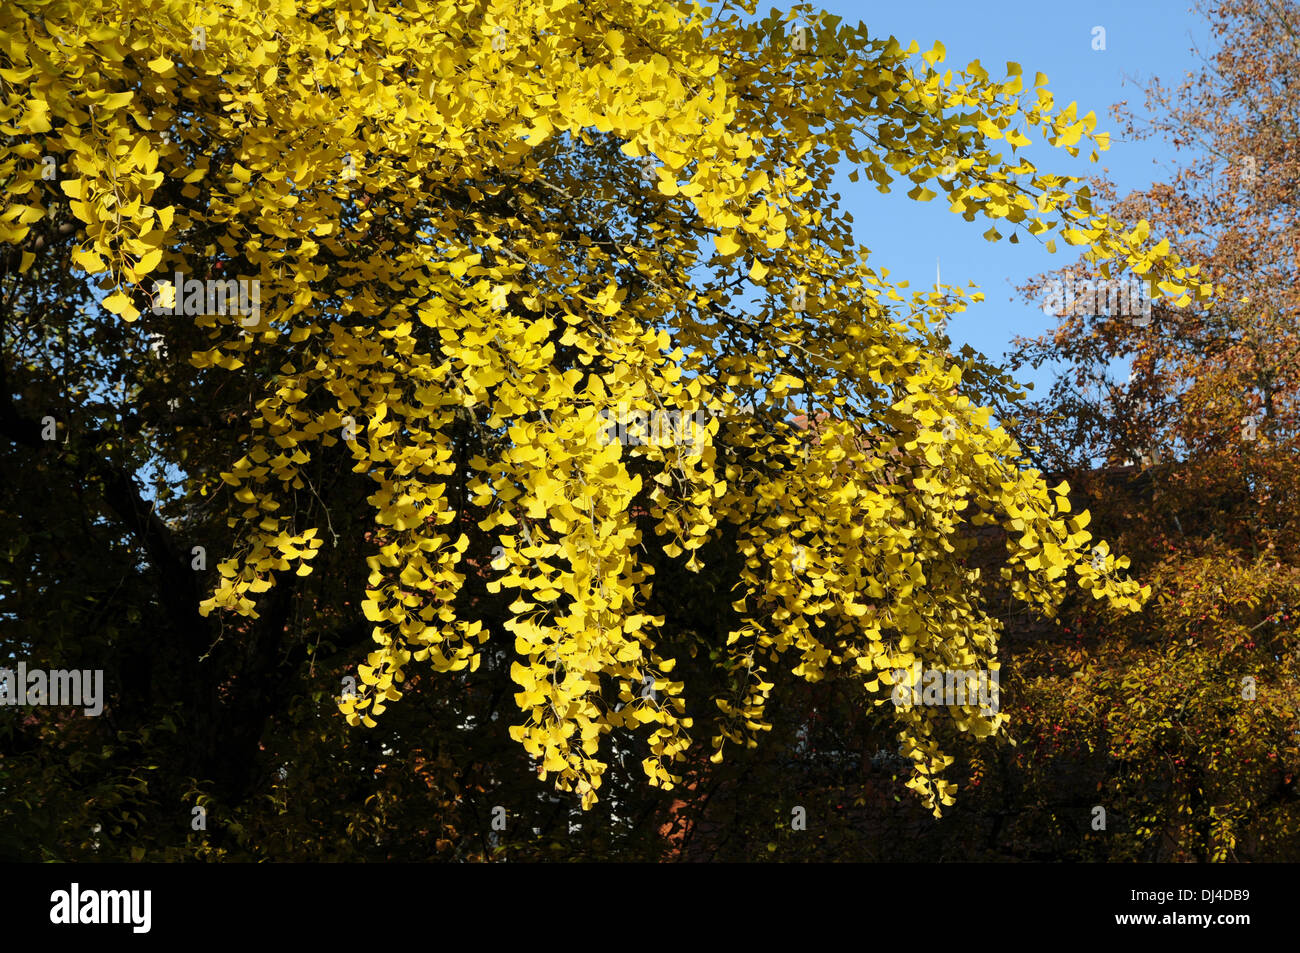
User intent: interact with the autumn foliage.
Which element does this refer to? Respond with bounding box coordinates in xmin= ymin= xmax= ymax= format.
xmin=0 ymin=0 xmax=1261 ymax=861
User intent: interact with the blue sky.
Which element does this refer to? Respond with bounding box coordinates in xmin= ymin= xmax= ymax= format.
xmin=809 ymin=0 xmax=1213 ymax=395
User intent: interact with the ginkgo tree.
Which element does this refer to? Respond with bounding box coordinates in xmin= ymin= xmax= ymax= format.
xmin=1 ymin=0 xmax=1214 ymax=825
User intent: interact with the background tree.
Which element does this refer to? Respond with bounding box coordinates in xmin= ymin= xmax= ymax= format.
xmin=1004 ymin=0 xmax=1300 ymax=861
